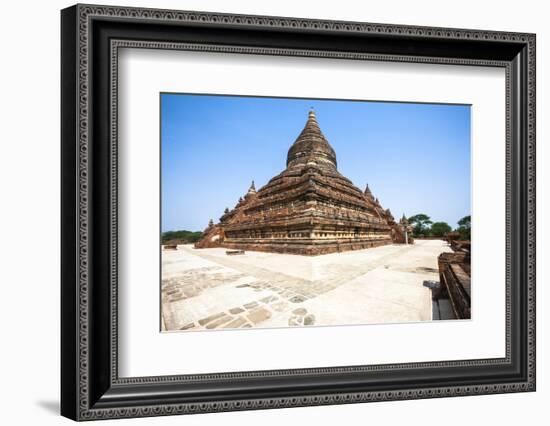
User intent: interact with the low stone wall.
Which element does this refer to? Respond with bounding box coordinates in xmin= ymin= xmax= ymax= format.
xmin=436 ymin=252 xmax=471 ymax=319
xmin=451 ymin=240 xmax=471 ymax=253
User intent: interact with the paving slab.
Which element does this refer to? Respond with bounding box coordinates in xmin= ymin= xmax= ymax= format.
xmin=161 ymin=240 xmax=454 ymax=331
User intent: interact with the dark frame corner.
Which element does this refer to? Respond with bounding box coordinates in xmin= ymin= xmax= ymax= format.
xmin=61 ymin=3 xmax=535 ymax=421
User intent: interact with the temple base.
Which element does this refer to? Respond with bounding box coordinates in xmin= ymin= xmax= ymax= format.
xmin=221 ymin=237 xmax=394 ymax=256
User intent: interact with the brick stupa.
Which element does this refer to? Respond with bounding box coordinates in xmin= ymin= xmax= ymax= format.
xmin=195 ymin=110 xmax=410 ymax=255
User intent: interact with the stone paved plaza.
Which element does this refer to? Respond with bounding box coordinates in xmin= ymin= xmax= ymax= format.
xmin=161 ymin=240 xmax=453 ymax=332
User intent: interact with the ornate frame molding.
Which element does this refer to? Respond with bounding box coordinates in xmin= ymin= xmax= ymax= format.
xmin=61 ymin=4 xmax=536 ymax=421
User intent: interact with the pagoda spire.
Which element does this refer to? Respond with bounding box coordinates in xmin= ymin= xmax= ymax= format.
xmin=364 ymin=183 xmax=373 ymax=198
xmin=247 ymin=180 xmax=256 ymax=194
xmin=286 ymin=109 xmax=337 ymax=169
xmin=245 ymin=180 xmax=257 ymax=199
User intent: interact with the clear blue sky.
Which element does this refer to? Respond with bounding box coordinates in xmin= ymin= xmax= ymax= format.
xmin=161 ymin=93 xmax=470 ymax=232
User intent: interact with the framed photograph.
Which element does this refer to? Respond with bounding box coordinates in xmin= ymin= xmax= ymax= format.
xmin=61 ymin=4 xmax=536 ymax=421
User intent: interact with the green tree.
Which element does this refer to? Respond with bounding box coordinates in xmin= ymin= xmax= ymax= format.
xmin=430 ymin=221 xmax=452 ymax=237
xmin=161 ymin=230 xmax=203 ymax=244
xmin=408 ymin=214 xmax=433 ymax=237
xmin=457 ymin=215 xmax=471 ymax=240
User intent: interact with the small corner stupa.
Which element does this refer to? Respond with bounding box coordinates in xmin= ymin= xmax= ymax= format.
xmin=195 ymin=109 xmax=410 ymax=255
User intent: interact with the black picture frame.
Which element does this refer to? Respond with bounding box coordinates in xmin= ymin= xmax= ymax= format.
xmin=61 ymin=4 xmax=536 ymax=421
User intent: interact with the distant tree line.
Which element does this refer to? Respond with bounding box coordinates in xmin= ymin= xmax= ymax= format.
xmin=161 ymin=230 xmax=203 ymax=244
xmin=456 ymin=215 xmax=471 ymax=240
xmin=407 ymin=214 xmax=471 ymax=240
